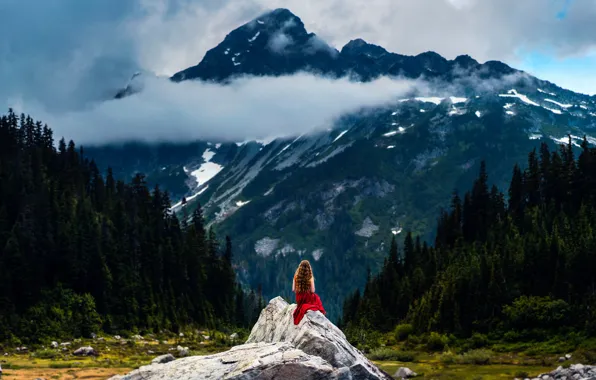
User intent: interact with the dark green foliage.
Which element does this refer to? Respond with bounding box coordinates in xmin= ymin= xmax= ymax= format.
xmin=0 ymin=110 xmax=263 ymax=343
xmin=343 ymin=139 xmax=596 ymax=339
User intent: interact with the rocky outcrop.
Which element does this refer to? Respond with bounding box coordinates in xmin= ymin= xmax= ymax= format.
xmin=110 ymin=296 xmax=391 ymax=380
xmin=246 ymin=296 xmax=391 ymax=379
xmin=524 ymin=364 xmax=596 ymax=380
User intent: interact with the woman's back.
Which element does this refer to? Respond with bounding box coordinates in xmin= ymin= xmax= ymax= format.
xmin=292 ymin=260 xmax=326 ymax=324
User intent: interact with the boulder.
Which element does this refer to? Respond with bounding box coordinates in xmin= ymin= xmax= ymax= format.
xmin=110 ymin=343 xmax=352 ymax=380
xmin=177 ymin=345 xmax=190 ymax=357
xmin=394 ymin=367 xmax=417 ymax=379
xmin=110 ymin=296 xmax=391 ymax=380
xmin=246 ymin=296 xmax=391 ymax=379
xmin=530 ymin=363 xmax=596 ymax=380
xmin=151 ymin=354 xmax=175 ymax=365
xmin=73 ymin=346 xmax=97 ymax=356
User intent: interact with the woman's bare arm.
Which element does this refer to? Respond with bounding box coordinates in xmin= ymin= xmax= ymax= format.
xmin=292 ymin=277 xmax=295 ymax=292
xmin=310 ymin=277 xmax=315 ymax=293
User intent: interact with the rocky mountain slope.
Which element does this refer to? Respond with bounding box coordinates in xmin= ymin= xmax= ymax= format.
xmin=86 ymin=8 xmax=596 ymax=319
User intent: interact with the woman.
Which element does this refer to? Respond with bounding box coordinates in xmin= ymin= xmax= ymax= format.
xmin=292 ymin=260 xmax=326 ymax=325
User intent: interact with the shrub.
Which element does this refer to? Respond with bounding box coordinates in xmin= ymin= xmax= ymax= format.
xmin=460 ymin=349 xmax=492 ymax=365
xmin=503 ymin=296 xmax=571 ymax=330
xmin=368 ymin=347 xmax=417 ymax=362
xmin=394 ymin=324 xmax=414 ymax=341
xmin=426 ymin=332 xmax=448 ymax=352
xmin=575 ymin=348 xmax=596 ymax=364
xmin=440 ymin=351 xmax=456 ymax=365
xmin=514 ymin=371 xmax=529 ymax=378
xmin=33 ymin=349 xmax=59 ymax=359
xmin=469 ymin=333 xmax=488 ymax=348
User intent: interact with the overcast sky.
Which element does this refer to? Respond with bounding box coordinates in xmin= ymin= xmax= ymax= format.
xmin=0 ymin=0 xmax=594 ymax=144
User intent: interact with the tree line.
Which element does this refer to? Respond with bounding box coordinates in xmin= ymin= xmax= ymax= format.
xmin=342 ymin=136 xmax=596 ymax=339
xmin=0 ymin=110 xmax=263 ymax=343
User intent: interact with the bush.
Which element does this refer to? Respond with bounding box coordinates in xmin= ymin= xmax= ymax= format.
xmin=368 ymin=347 xmax=417 ymax=362
xmin=33 ymin=349 xmax=59 ymax=359
xmin=514 ymin=371 xmax=529 ymax=378
xmin=469 ymin=333 xmax=488 ymax=348
xmin=460 ymin=349 xmax=492 ymax=365
xmin=440 ymin=351 xmax=456 ymax=365
xmin=503 ymin=296 xmax=571 ymax=330
xmin=394 ymin=324 xmax=414 ymax=342
xmin=426 ymin=332 xmax=448 ymax=352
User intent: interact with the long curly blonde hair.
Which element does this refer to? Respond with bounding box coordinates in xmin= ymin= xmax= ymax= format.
xmin=294 ymin=260 xmax=314 ymax=293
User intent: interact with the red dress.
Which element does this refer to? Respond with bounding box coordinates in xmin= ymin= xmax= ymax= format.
xmin=293 ymin=291 xmax=326 ymax=325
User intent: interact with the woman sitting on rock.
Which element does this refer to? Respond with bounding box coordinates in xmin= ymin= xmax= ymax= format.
xmin=292 ymin=260 xmax=326 ymax=325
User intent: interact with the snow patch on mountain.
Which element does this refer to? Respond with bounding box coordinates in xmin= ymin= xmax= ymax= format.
xmin=538 ymin=88 xmax=557 ymax=96
xmin=550 ymin=136 xmax=581 ymax=148
xmin=248 ymin=31 xmax=261 ymax=43
xmin=333 ymin=130 xmax=349 ymax=143
xmin=544 ymin=99 xmax=573 ymax=108
xmin=236 ymin=200 xmax=251 ymax=207
xmin=544 ymin=107 xmax=562 ymax=115
xmin=170 ymin=185 xmax=210 ymax=211
xmin=499 ymin=89 xmax=539 ymax=107
xmin=449 ymin=97 xmax=467 ymax=104
xmin=414 ymin=97 xmax=443 ymax=105
xmin=190 ymin=149 xmax=223 ymax=187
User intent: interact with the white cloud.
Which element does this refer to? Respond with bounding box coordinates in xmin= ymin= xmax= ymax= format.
xmin=1 ymin=0 xmax=596 ymax=142
xmin=268 ymin=33 xmax=294 ymax=54
xmin=26 ymin=73 xmax=424 ymax=145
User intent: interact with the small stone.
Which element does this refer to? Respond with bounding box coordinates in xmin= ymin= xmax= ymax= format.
xmin=179 ymin=333 xmax=184 ymax=337
xmin=152 ymin=354 xmax=175 ymax=365
xmin=177 ymin=345 xmax=190 ymax=357
xmin=51 ymin=341 xmax=59 ymax=349
xmin=230 ymin=333 xmax=239 ymax=340
xmin=395 ymin=367 xmax=417 ymax=379
xmin=114 ymin=335 xmax=121 ymax=340
xmin=559 ymin=357 xmax=566 ymax=362
xmin=565 ymin=353 xmax=572 ymax=360
xmin=91 ymin=333 xmax=97 ymax=339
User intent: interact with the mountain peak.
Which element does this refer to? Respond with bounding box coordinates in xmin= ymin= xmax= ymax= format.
xmin=259 ymin=8 xmax=300 ymax=21
xmin=341 ymin=39 xmax=388 ymax=58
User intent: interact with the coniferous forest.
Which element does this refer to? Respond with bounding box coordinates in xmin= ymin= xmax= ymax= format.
xmin=342 ymin=137 xmax=596 ymax=342
xmin=0 ymin=110 xmax=263 ymax=344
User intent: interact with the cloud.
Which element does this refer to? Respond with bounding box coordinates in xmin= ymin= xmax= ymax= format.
xmin=1 ymin=0 xmax=595 ymax=143
xmin=268 ymin=33 xmax=294 ymax=54
xmin=27 ymin=73 xmax=425 ymax=145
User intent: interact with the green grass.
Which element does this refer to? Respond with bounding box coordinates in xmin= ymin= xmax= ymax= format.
xmin=376 ymin=360 xmax=553 ymax=380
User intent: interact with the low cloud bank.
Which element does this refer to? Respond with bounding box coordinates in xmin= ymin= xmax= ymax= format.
xmin=22 ymin=73 xmax=425 ymax=145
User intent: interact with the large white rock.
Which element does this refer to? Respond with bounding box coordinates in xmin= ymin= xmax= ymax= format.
xmin=109 ymin=342 xmax=347 ymax=380
xmin=110 ymin=297 xmax=391 ymax=380
xmin=246 ymin=297 xmax=391 ymax=379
